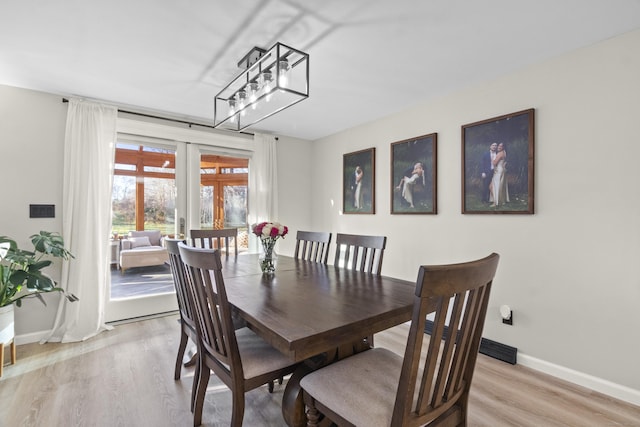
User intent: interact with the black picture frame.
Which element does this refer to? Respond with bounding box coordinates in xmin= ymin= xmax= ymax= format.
xmin=391 ymin=133 xmax=437 ymax=214
xmin=462 ymin=109 xmax=535 ymax=214
xmin=343 ymin=148 xmax=375 ymax=214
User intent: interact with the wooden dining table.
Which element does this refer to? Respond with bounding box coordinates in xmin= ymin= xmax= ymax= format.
xmin=220 ymin=253 xmax=420 ymax=427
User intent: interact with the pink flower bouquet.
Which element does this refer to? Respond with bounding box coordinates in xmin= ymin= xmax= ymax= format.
xmin=252 ymin=221 xmax=289 ymax=239
xmin=251 ymin=222 xmax=288 ymax=273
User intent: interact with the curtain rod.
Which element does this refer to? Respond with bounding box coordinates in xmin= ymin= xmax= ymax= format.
xmin=61 ymin=98 xmax=254 ymax=136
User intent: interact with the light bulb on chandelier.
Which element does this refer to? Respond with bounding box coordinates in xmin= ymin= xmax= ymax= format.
xmin=248 ymin=82 xmax=259 ymax=110
xmin=237 ymin=89 xmax=247 ymax=116
xmin=278 ymin=59 xmax=289 ymax=87
xmin=261 ymin=70 xmax=274 ymax=102
xmin=228 ymin=97 xmax=237 ymax=123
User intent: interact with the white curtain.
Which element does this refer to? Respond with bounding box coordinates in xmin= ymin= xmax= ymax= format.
xmin=44 ymin=99 xmax=117 ymax=342
xmin=248 ymin=133 xmax=278 ymax=252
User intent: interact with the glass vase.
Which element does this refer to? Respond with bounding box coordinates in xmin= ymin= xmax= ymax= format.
xmin=259 ymin=238 xmax=277 ymax=274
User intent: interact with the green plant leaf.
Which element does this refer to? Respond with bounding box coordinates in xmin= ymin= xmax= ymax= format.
xmin=1 ymin=230 xmax=75 ymax=307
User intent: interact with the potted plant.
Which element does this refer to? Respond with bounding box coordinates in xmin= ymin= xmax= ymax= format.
xmin=0 ymin=231 xmax=77 ymax=350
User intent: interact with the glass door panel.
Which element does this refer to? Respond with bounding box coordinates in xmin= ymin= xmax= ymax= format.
xmin=106 ymin=140 xmax=182 ymax=322
xmin=143 ymin=176 xmax=177 ymax=235
xmin=199 ymin=185 xmax=214 ymax=228
xmin=223 ymin=185 xmax=247 ymax=227
xmin=111 ymin=175 xmax=136 ymax=237
xmin=198 ymin=153 xmax=249 ymax=250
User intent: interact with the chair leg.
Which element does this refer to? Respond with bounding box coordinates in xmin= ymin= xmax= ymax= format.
xmin=230 ymin=390 xmax=246 ymax=427
xmin=305 ymin=399 xmax=320 ymax=427
xmin=191 ymin=356 xmax=200 ymax=412
xmin=175 ymin=331 xmax=188 ymax=380
xmin=184 ymin=351 xmax=198 ymax=367
xmin=267 ymin=376 xmax=284 ymax=393
xmin=193 ymin=364 xmax=210 ymax=427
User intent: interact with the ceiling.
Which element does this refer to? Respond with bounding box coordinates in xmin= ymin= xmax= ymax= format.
xmin=2 ymin=0 xmax=640 ymax=141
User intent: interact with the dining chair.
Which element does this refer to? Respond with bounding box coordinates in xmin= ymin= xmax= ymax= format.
xmin=334 ymin=233 xmax=387 ymax=347
xmin=177 ymin=242 xmax=299 ymax=427
xmin=165 ymin=239 xmax=196 ymax=378
xmin=189 ymin=228 xmax=238 ymax=257
xmin=301 ymin=253 xmax=500 ymax=427
xmin=333 ymin=233 xmax=387 ymax=275
xmin=165 ymin=238 xmax=200 ymax=412
xmin=294 ymin=230 xmax=332 ymax=264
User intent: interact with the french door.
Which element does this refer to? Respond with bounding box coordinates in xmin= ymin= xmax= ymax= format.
xmin=105 ymin=137 xmax=187 ymax=322
xmin=105 ymin=133 xmax=251 ymax=322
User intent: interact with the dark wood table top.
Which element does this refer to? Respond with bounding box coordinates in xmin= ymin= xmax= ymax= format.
xmin=222 ymin=254 xmax=417 ymax=362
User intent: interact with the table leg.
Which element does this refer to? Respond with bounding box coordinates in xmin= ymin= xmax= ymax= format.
xmin=282 ymin=364 xmax=313 ymax=427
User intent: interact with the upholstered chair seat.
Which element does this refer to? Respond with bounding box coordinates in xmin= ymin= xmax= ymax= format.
xmin=300 ymin=347 xmax=404 ymax=427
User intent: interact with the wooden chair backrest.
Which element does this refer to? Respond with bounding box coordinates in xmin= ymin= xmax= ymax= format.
xmin=334 ymin=233 xmax=387 ymax=275
xmin=294 ymin=230 xmax=332 ymax=264
xmin=177 ymin=243 xmax=242 ymax=376
xmin=190 ymin=228 xmax=238 ymax=257
xmin=392 ymin=253 xmax=500 ymax=426
xmin=165 ymin=238 xmax=197 ymax=332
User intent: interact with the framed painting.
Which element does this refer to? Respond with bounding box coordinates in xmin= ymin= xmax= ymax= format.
xmin=343 ymin=148 xmax=375 ymax=214
xmin=462 ymin=108 xmax=534 ymax=214
xmin=391 ymin=133 xmax=437 ymax=214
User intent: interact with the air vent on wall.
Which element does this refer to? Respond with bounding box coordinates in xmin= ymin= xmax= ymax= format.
xmin=424 ymin=320 xmax=517 ymax=365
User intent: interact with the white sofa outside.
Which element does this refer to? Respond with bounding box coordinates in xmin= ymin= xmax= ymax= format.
xmin=119 ymin=230 xmax=169 ymax=273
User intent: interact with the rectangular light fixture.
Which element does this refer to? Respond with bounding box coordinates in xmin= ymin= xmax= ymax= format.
xmin=213 ymin=42 xmax=309 ymax=132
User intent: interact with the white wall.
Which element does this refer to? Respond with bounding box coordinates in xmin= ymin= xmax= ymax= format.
xmin=274 ymin=135 xmax=314 ymax=255
xmin=309 ymin=28 xmax=640 ymax=400
xmin=0 ymin=86 xmax=67 ymax=335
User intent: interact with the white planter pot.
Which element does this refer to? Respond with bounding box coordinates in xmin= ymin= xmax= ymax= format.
xmin=0 ymin=304 xmax=15 ymax=345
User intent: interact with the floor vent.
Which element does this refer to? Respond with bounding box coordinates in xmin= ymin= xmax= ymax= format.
xmin=479 ymin=338 xmax=517 ymax=365
xmin=424 ymin=321 xmax=517 ymax=365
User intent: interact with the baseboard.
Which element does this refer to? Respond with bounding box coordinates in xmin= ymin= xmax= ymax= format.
xmin=14 ymin=311 xmax=178 ymax=345
xmin=423 ymin=321 xmax=639 ymax=407
xmin=15 ymin=330 xmax=51 ymax=345
xmin=518 ymin=353 xmax=640 ymax=407
xmin=106 ymin=310 xmax=178 ymax=326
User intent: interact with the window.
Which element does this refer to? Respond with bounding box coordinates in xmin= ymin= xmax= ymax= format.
xmin=199 ymin=154 xmax=248 ymax=230
xmin=112 ymin=142 xmax=176 ymax=235
xmin=111 ymin=146 xmax=249 ymax=237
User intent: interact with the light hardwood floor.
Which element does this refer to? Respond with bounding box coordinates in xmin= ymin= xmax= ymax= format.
xmin=1 ymin=315 xmax=639 ymax=427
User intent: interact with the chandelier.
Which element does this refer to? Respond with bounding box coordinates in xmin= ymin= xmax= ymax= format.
xmin=213 ymin=42 xmax=309 ymax=131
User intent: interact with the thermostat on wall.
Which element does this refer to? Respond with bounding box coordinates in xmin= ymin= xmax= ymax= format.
xmin=29 ymin=204 xmax=55 ymax=218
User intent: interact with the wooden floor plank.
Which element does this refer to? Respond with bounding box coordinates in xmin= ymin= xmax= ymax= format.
xmin=1 ymin=315 xmax=638 ymax=426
